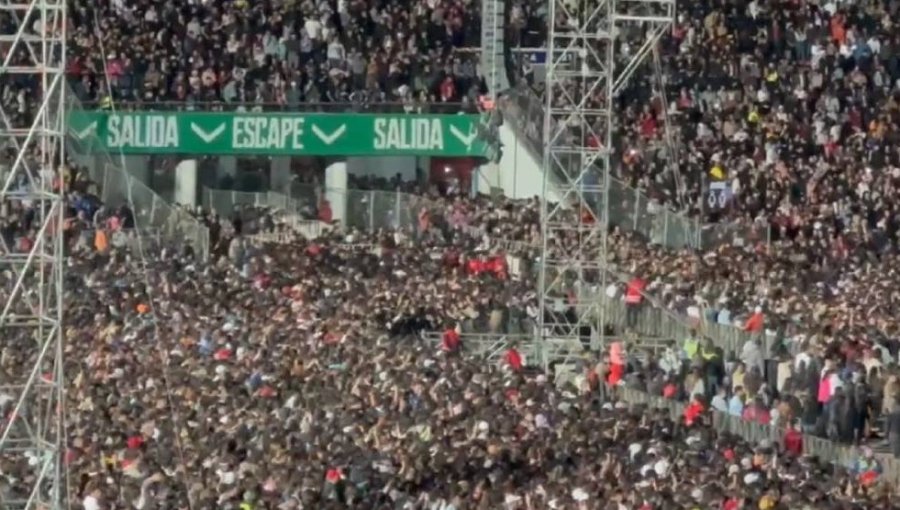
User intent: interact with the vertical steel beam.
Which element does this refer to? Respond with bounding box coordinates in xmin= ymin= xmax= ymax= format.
xmin=538 ymin=0 xmax=673 ymax=367
xmin=0 ymin=0 xmax=67 ymax=507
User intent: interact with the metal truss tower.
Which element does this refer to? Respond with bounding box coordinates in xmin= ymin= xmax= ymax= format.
xmin=537 ymin=0 xmax=673 ymax=367
xmin=0 ymin=0 xmax=67 ymax=508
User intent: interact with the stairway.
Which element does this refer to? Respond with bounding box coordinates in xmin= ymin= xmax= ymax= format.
xmin=480 ymin=0 xmax=509 ymax=96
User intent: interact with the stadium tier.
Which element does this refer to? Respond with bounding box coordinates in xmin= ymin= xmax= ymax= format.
xmin=0 ymin=0 xmax=899 ymax=508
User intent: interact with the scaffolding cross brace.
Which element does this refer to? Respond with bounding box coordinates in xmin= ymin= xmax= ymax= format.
xmin=0 ymin=0 xmax=67 ymax=507
xmin=537 ymin=0 xmax=673 ymax=369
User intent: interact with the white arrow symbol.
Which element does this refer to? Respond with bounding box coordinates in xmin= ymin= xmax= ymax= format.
xmin=311 ymin=124 xmax=346 ymax=145
xmin=71 ymin=122 xmax=97 ymax=140
xmin=449 ymin=125 xmax=477 ymax=148
xmin=190 ymin=122 xmax=226 ymax=143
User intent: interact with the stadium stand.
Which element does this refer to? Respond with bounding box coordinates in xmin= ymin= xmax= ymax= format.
xmin=3 ymin=197 xmax=895 ymax=508
xmin=67 ymin=0 xmax=485 ymax=107
xmin=498 ymin=0 xmax=900 ymax=467
xmin=3 ymin=0 xmax=900 ymax=507
xmin=506 ymin=0 xmax=900 ymax=233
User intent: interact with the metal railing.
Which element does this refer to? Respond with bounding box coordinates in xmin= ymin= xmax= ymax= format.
xmin=66 ymin=91 xmax=210 ymax=259
xmin=489 ymin=242 xmax=769 ymax=359
xmin=245 ymin=232 xmax=301 ymax=246
xmin=202 ymin=188 xmax=302 ymax=216
xmin=616 ymin=386 xmax=900 ymax=484
xmin=500 ymin=86 xmax=770 ymax=250
xmin=421 ymin=331 xmax=539 ymax=365
xmin=203 ymin=186 xmax=767 ymax=359
xmin=587 ymin=281 xmax=771 ymax=358
xmin=76 ymin=100 xmax=478 ymax=115
xmin=204 ymin=187 xmax=439 ymax=235
xmin=74 ymin=228 xmax=168 ymax=254
xmin=417 ymin=329 xmax=898 ymax=482
xmin=464 ymin=232 xmax=769 ymax=359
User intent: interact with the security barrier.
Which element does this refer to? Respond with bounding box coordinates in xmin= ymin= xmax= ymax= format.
xmin=616 ymin=386 xmax=900 ymax=484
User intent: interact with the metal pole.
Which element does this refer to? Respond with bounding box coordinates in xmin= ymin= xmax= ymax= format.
xmin=664 ymin=209 xmax=669 ymax=247
xmin=395 ymin=191 xmax=401 ymax=231
xmin=368 ymin=190 xmax=375 ymax=233
xmin=633 ymin=184 xmax=640 ymax=232
xmin=0 ymin=0 xmax=67 ymax=506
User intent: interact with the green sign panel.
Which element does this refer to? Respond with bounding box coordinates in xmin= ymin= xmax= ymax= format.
xmin=67 ymin=112 xmax=488 ymax=157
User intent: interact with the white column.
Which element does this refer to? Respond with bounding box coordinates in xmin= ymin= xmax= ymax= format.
xmin=174 ymin=159 xmax=198 ymax=207
xmin=325 ymin=161 xmax=348 ymax=225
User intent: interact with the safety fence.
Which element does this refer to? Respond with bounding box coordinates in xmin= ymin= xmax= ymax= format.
xmin=66 ymin=92 xmax=210 ymax=259
xmin=500 ymin=87 xmax=770 ymax=251
xmin=419 ymin=330 xmax=900 ymax=484
xmin=245 ymin=232 xmax=301 ymax=246
xmin=477 ymin=237 xmax=771 ymax=359
xmin=204 ymin=187 xmax=436 ymax=235
xmin=486 ymin=239 xmax=770 ymax=359
xmin=343 ymin=188 xmax=420 ymax=233
xmin=615 ymin=386 xmax=900 ymax=484
xmin=421 ymin=331 xmax=538 ymax=366
xmin=202 ymin=188 xmax=301 ymax=216
xmin=205 ymin=185 xmax=766 ymax=360
xmin=585 ymin=284 xmax=772 ymax=359
xmin=75 ymin=228 xmax=168 ymax=255
xmin=205 ymin=185 xmax=766 ymax=359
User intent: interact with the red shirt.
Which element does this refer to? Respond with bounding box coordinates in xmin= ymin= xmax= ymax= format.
xmin=784 ymin=427 xmax=803 ymax=456
xmin=488 ymin=256 xmax=507 ymax=278
xmin=684 ymin=401 xmax=704 ymax=426
xmin=744 ymin=311 xmax=764 ymax=332
xmin=467 ymin=259 xmax=484 ymax=276
xmin=639 ymin=113 xmax=657 ymax=138
xmin=505 ymin=348 xmax=523 ymax=372
xmin=625 ymin=278 xmax=646 ymax=304
xmin=442 ymin=329 xmax=461 ymax=352
xmin=742 ymin=405 xmax=771 ymax=425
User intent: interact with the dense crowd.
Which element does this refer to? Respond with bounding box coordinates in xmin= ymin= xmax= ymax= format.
xmin=65 ymin=0 xmax=484 ymax=108
xmin=390 ymin=191 xmax=900 ymax=455
xmin=3 ymin=186 xmax=900 ymax=509
xmin=248 ymin=181 xmax=900 ymax=462
xmin=496 ymin=0 xmax=900 ymax=470
xmin=4 ymin=0 xmax=900 ymax=505
xmin=507 ymin=0 xmax=900 ymax=238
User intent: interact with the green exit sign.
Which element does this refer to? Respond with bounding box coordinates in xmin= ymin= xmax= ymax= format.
xmin=68 ymin=111 xmax=489 ymax=157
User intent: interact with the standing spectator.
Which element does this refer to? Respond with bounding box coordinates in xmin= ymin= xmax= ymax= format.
xmin=624 ymin=275 xmax=646 ymax=328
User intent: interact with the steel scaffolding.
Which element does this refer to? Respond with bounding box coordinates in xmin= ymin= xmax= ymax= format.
xmin=0 ymin=0 xmax=67 ymax=508
xmin=537 ymin=0 xmax=673 ymax=367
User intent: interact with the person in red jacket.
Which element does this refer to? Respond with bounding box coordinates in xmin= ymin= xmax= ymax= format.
xmin=466 ymin=257 xmax=484 ymax=276
xmin=488 ymin=255 xmax=507 ymax=279
xmin=505 ymin=346 xmax=523 ymax=372
xmin=625 ymin=277 xmax=646 ymax=328
xmin=744 ymin=306 xmax=764 ymax=332
xmin=442 ymin=328 xmax=461 ymax=352
xmin=741 ymin=398 xmax=771 ymax=425
xmin=684 ymin=395 xmax=705 ymax=426
xmin=783 ymin=422 xmax=803 ymax=456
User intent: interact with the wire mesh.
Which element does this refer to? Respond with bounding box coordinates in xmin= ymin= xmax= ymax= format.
xmin=66 ymin=91 xmax=210 ymax=258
